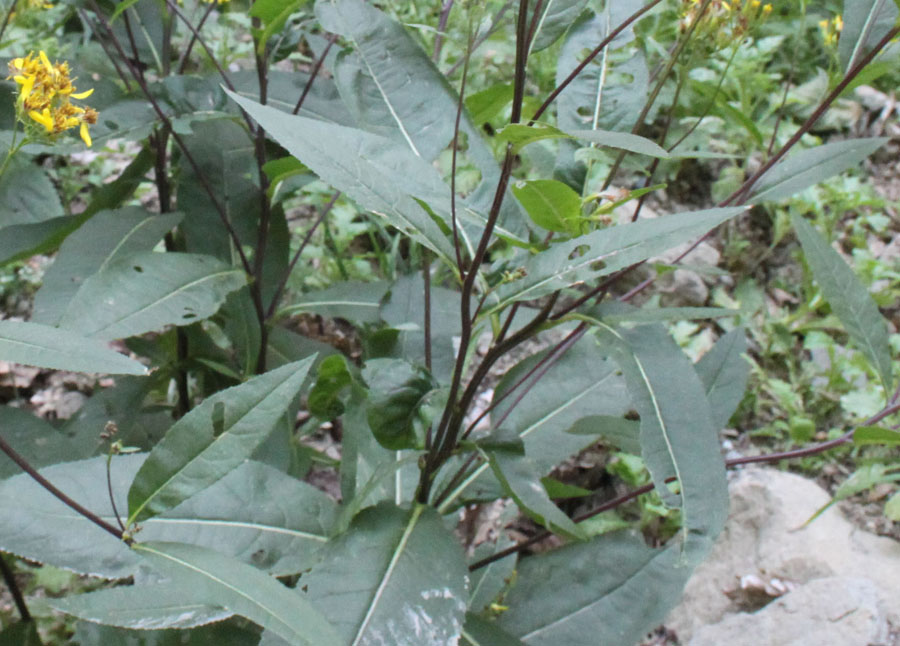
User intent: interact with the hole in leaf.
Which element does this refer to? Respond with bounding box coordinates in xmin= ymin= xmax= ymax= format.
xmin=569 ymin=244 xmax=590 ymax=260
xmin=211 ymin=401 xmax=226 ymax=438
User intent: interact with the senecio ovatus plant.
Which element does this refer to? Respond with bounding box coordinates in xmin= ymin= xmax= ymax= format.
xmin=0 ymin=1 xmax=897 ymax=645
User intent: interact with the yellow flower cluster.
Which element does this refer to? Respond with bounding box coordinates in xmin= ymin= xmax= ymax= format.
xmin=819 ymin=15 xmax=843 ymax=46
xmin=680 ymin=0 xmax=773 ymax=44
xmin=7 ymin=51 xmax=97 ymax=146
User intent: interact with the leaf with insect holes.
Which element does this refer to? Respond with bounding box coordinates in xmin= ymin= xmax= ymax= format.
xmin=493 ymin=207 xmax=743 ymax=311
xmin=58 ymin=252 xmax=246 ymax=341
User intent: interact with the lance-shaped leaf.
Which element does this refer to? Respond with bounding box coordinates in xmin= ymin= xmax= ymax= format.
xmin=224 ymin=90 xmax=456 ymax=261
xmin=300 ymin=503 xmax=468 ymax=646
xmin=568 ymin=128 xmax=669 ymax=157
xmin=278 ymin=280 xmax=389 ymax=324
xmin=128 ymin=357 xmax=316 ymax=523
xmin=437 ymin=337 xmax=630 ymax=510
xmin=0 ymin=455 xmax=336 ymax=578
xmin=0 ymin=320 xmax=146 ymax=375
xmin=59 ymin=252 xmax=247 ymax=341
xmin=597 ymin=323 xmax=728 ymax=541
xmin=497 ymin=530 xmax=700 ymax=645
xmin=839 ymin=0 xmax=897 ymax=73
xmin=695 ymin=328 xmax=749 ymax=431
xmin=556 ymin=5 xmax=647 ymax=135
xmin=134 ymin=542 xmax=341 ymax=646
xmin=487 ymin=452 xmax=586 ymax=541
xmin=529 ymin=0 xmax=590 ymax=52
xmin=854 ymin=426 xmax=900 ymax=445
xmin=0 ymin=218 xmax=73 ymax=267
xmin=317 ymin=0 xmax=468 ymax=162
xmin=493 ymin=207 xmax=743 ymax=311
xmin=747 ymin=138 xmax=887 ymax=204
xmin=793 ymin=215 xmax=894 ymax=394
xmin=33 ymin=208 xmax=183 ymax=325
xmin=52 ymin=583 xmax=231 ymax=630
xmin=315 ymin=0 xmax=524 ymax=242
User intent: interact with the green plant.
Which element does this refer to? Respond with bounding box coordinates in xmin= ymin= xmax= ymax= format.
xmin=0 ymin=1 xmax=898 ymax=645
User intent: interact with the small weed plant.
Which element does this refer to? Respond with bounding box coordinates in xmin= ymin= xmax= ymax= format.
xmin=0 ymin=0 xmax=898 ymax=644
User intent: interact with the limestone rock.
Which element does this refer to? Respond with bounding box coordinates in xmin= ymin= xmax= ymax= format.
xmin=665 ymin=468 xmax=900 ymax=643
xmin=688 ymin=577 xmax=892 ymax=646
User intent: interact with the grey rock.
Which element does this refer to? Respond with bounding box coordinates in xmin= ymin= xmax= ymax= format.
xmin=688 ymin=577 xmax=892 ymax=646
xmin=666 ymin=469 xmax=900 ymax=643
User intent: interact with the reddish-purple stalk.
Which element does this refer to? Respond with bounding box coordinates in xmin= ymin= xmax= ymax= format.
xmin=250 ymin=2 xmax=273 ymax=373
xmin=448 ymin=23 xmax=473 ymax=274
xmin=469 ymin=401 xmax=900 ymax=572
xmin=601 ymin=0 xmax=713 ymax=192
xmin=433 ymin=0 xmax=455 ymax=62
xmin=164 ymin=0 xmax=234 ymax=88
xmin=0 ymin=433 xmax=125 ymax=541
xmin=86 ymin=3 xmax=254 ymax=280
xmin=0 ymin=0 xmax=16 ymax=49
xmin=446 ymin=2 xmax=515 ymax=77
xmin=524 ymin=0 xmax=545 ymax=51
xmin=417 ymin=0 xmax=534 ymax=503
xmin=0 ymin=554 xmax=30 ymax=623
xmin=293 ymin=33 xmax=338 ymax=115
xmin=266 ymin=192 xmax=341 ymax=319
xmin=177 ymin=0 xmax=218 ymax=74
xmin=464 ymin=323 xmax=586 ymax=439
xmin=529 ymin=0 xmax=663 ymax=125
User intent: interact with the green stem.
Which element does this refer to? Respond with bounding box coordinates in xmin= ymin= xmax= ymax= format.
xmin=0 ymin=129 xmax=25 ymax=180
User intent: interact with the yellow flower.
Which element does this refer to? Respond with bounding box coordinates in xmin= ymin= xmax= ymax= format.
xmin=28 ymin=107 xmax=53 ymax=131
xmin=7 ymin=50 xmax=97 ymax=146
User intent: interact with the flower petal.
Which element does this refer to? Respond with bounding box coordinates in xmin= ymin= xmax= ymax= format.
xmin=29 ymin=108 xmax=53 ymax=131
xmin=80 ymin=121 xmax=92 ymax=147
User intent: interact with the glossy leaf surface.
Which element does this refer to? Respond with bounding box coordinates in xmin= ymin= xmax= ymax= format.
xmin=128 ymin=357 xmax=316 ymax=523
xmin=300 ymin=503 xmax=468 ymax=646
xmin=59 ymin=252 xmax=246 ymax=341
xmin=135 ymin=542 xmax=341 ymax=645
xmin=33 ymin=208 xmax=183 ymax=325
